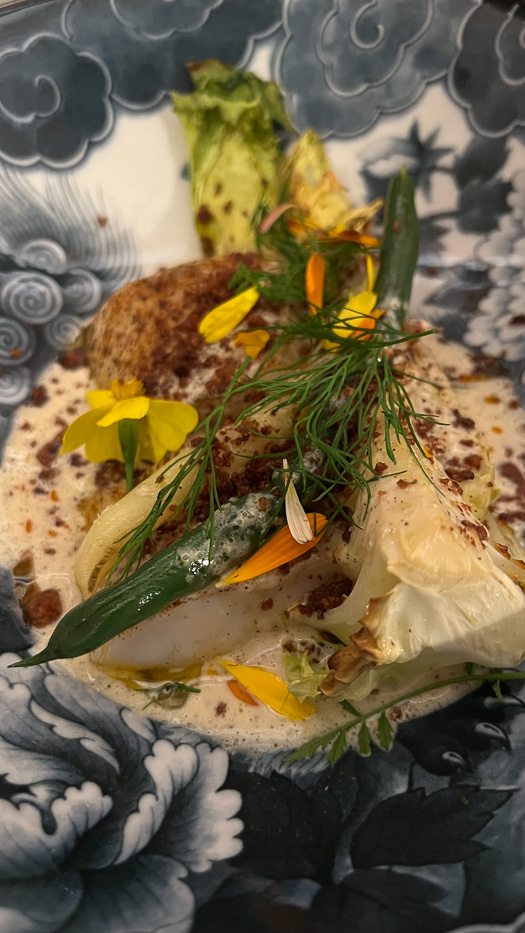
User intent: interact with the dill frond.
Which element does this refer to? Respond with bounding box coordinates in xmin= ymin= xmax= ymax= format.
xmin=110 ymin=188 xmax=430 ymax=581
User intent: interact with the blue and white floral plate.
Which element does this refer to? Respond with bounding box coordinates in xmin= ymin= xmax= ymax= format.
xmin=0 ymin=2 xmax=524 ymax=930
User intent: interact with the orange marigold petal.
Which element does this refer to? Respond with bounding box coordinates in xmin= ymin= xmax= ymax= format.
xmin=223 ymin=513 xmax=328 ymax=585
xmin=227 ymin=679 xmax=259 ymax=706
xmin=305 ymin=253 xmax=325 ymax=316
xmin=318 ymin=230 xmax=382 ymax=248
xmin=232 ymin=329 xmax=270 ymax=359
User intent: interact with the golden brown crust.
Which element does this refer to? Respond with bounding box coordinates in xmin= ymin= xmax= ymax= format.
xmin=87 ymin=253 xmax=286 ymax=408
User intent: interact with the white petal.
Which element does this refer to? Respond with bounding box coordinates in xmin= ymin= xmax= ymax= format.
xmin=283 ymin=458 xmax=313 ymax=544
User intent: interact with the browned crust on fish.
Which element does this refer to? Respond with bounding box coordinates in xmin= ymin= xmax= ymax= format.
xmin=87 ymin=253 xmax=289 ymax=409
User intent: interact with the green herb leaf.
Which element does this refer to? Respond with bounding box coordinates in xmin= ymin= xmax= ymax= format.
xmin=286 ymin=731 xmax=334 ymax=764
xmin=377 ymin=711 xmax=394 ymax=751
xmin=329 ymin=729 xmax=347 ymax=765
xmin=340 ymin=699 xmax=361 ymax=717
xmin=111 ymin=172 xmax=428 ymax=577
xmin=358 ymin=721 xmax=372 ymax=756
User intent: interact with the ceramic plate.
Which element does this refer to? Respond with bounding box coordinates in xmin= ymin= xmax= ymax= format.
xmin=0 ymin=1 xmax=525 ymax=931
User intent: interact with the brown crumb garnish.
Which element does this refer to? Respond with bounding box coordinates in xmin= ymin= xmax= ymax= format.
xmin=23 ymin=588 xmax=62 ymax=627
xmin=260 ymin=597 xmax=274 ymax=611
xmin=215 ymin=701 xmax=227 ymax=717
xmin=452 ymin=409 xmax=475 ymax=430
xmin=297 ymin=576 xmax=353 ymax=619
xmin=60 ymin=346 xmax=89 ymax=369
xmin=374 ymin=461 xmax=388 ymax=475
xmin=36 ymin=434 xmax=63 ymax=467
xmin=70 ymin=452 xmax=87 ymax=467
xmin=95 ymin=460 xmax=126 ymax=489
xmin=464 ymin=454 xmax=482 ymax=470
xmin=38 ymin=467 xmax=57 ymax=483
xmin=461 ymin=519 xmax=488 ymax=542
xmin=397 ymin=478 xmax=416 ymax=489
xmin=31 ymin=385 xmax=48 ymax=407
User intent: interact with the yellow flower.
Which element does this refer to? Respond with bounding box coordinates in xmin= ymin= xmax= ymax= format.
xmin=233 ymin=328 xmax=270 ymax=359
xmin=61 ymin=378 xmax=198 ymax=465
xmin=218 ymin=658 xmax=316 ymax=721
xmin=323 ymin=254 xmax=383 ymax=351
xmin=199 ymin=287 xmax=260 ymax=343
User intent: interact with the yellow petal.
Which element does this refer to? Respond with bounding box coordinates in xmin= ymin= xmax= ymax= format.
xmin=284 ymin=459 xmax=313 ymax=544
xmin=223 ymin=513 xmax=328 ymax=584
xmin=147 ymin=400 xmax=199 ymax=455
xmin=61 ymin=406 xmax=112 ymax=453
xmin=218 ymin=659 xmax=316 ymax=721
xmin=364 ymin=253 xmax=375 ymax=292
xmin=96 ymin=396 xmax=150 ymax=427
xmin=198 ymin=287 xmax=260 ymax=343
xmin=84 ymin=422 xmax=124 ymax=463
xmin=137 ymin=418 xmax=164 ymax=464
xmin=232 ymin=329 xmax=270 ymax=359
xmin=323 ymin=256 xmax=378 ymax=350
xmin=86 ymin=389 xmax=115 ymax=409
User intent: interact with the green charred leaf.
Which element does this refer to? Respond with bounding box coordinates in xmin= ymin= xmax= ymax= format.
xmin=172 ymin=61 xmax=293 ymax=255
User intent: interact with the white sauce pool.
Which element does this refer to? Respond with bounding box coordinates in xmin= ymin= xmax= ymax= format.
xmin=1 ymin=333 xmax=525 ymax=751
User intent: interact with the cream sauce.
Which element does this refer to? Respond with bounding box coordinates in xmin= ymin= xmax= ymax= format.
xmin=1 ymin=334 xmax=525 ymax=751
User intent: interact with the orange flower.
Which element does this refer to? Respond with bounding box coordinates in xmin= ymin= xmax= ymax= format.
xmin=318 ymin=229 xmax=381 ymax=248
xmin=227 ymin=679 xmax=259 ymax=705
xmin=287 ymin=216 xmax=381 ymax=249
xmin=233 ymin=328 xmax=270 ymax=359
xmin=222 ymin=513 xmax=328 ymax=584
xmin=305 ymin=253 xmax=325 ymax=315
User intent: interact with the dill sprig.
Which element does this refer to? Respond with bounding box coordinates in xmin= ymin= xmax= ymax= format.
xmin=110 ymin=175 xmax=426 ymax=579
xmin=110 ymin=357 xmax=252 ymax=579
xmin=287 ymin=668 xmax=525 ymax=766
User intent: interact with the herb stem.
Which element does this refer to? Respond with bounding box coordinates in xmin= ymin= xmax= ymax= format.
xmin=286 ymin=669 xmax=525 ymax=763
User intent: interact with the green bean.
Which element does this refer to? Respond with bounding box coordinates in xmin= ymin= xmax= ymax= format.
xmin=10 ymin=489 xmax=282 ymax=668
xmin=374 ymin=167 xmax=419 ymax=327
